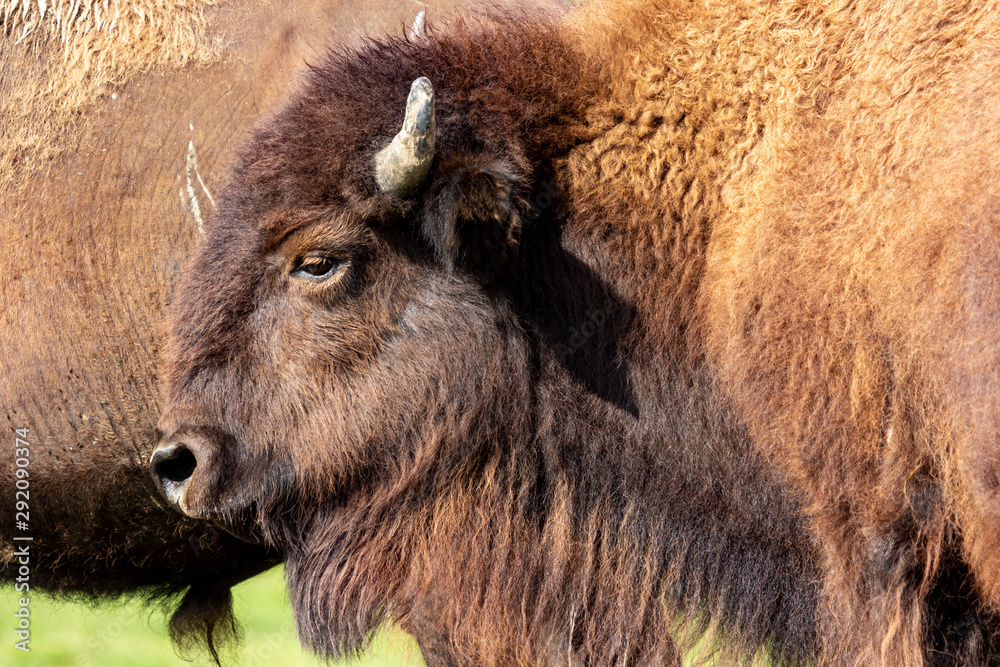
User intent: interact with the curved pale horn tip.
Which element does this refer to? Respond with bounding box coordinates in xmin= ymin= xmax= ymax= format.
xmin=410 ymin=11 xmax=427 ymax=39
xmin=374 ymin=77 xmax=436 ymax=197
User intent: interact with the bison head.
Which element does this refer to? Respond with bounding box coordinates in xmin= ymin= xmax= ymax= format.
xmin=152 ymin=75 xmax=538 ymax=528
xmin=150 ymin=16 xmax=618 ymax=659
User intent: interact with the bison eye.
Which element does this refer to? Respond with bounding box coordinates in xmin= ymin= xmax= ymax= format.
xmin=291 ymin=254 xmax=343 ymax=282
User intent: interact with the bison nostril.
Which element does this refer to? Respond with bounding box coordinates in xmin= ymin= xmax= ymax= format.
xmin=154 ymin=446 xmax=198 ymax=483
xmin=150 ymin=445 xmax=199 ymax=509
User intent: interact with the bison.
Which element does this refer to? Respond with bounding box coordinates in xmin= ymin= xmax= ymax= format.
xmin=151 ymin=0 xmax=1000 ymax=664
xmin=1 ymin=0 xmax=473 ymax=660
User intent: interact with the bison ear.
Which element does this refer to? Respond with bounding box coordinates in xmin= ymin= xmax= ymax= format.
xmin=420 ymin=157 xmax=521 ymax=280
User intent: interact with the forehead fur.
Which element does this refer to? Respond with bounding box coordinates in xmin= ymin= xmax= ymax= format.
xmin=216 ymin=7 xmax=593 ymax=240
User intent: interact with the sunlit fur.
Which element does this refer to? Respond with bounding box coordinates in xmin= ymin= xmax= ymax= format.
xmin=161 ymin=1 xmax=1000 ymax=665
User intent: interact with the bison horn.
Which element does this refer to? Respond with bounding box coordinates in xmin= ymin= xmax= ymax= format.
xmin=374 ymin=77 xmax=435 ymax=197
xmin=410 ymin=11 xmax=427 ymax=40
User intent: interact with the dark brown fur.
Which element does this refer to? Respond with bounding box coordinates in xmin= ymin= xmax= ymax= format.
xmin=159 ymin=1 xmax=1000 ymax=665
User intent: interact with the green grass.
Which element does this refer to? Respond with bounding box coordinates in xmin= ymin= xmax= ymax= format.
xmin=0 ymin=566 xmax=426 ymax=666
xmin=0 ymin=567 xmax=744 ymax=666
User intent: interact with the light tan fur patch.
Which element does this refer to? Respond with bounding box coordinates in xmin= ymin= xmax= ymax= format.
xmin=1 ymin=0 xmax=223 ymax=190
